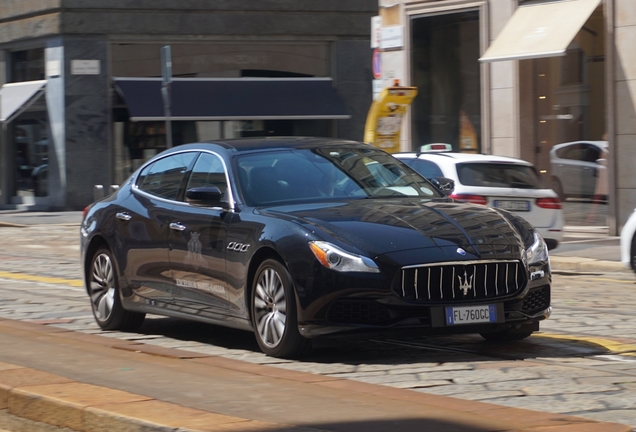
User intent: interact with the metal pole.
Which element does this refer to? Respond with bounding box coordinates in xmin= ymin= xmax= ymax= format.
xmin=160 ymin=45 xmax=173 ymax=149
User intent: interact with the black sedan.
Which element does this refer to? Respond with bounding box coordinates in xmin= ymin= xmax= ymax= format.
xmin=81 ymin=137 xmax=552 ymax=358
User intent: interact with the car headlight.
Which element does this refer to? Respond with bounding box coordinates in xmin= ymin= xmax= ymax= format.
xmin=309 ymin=241 xmax=379 ymax=273
xmin=526 ymin=231 xmax=550 ymax=266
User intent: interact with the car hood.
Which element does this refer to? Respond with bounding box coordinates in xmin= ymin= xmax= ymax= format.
xmin=259 ymin=199 xmax=534 ymax=262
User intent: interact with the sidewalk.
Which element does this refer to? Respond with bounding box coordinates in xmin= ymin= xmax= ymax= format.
xmin=0 ymin=318 xmax=630 ymax=432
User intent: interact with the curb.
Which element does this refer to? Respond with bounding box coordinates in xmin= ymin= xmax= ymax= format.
xmin=550 ymin=256 xmax=631 ymax=275
xmin=0 ymin=365 xmax=286 ymax=432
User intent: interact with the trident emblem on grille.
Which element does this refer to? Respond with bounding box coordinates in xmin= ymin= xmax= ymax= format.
xmin=457 ymin=270 xmax=474 ymax=296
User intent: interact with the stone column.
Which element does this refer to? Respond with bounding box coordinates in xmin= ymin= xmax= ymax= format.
xmin=61 ymin=36 xmax=111 ymax=209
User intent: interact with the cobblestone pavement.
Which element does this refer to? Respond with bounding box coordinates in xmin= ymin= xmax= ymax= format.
xmin=1 ymin=225 xmax=636 ymax=429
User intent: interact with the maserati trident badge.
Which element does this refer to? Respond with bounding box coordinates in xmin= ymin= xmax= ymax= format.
xmin=457 ymin=270 xmax=474 ymax=296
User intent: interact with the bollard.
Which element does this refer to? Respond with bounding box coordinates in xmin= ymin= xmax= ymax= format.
xmin=93 ymin=185 xmax=104 ymax=202
xmin=109 ymin=185 xmax=120 ymax=194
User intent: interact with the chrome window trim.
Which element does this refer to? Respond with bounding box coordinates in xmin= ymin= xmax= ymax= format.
xmin=130 ymin=148 xmax=236 ymax=210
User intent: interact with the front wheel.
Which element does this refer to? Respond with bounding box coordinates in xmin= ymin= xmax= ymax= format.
xmin=88 ymin=247 xmax=145 ymax=331
xmin=251 ymin=259 xmax=310 ymax=358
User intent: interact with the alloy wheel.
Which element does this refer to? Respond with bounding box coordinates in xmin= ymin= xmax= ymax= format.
xmin=90 ymin=252 xmax=116 ymax=322
xmin=253 ymin=268 xmax=287 ymax=348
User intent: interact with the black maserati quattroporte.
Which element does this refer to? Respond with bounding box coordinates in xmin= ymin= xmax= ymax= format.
xmin=81 ymin=137 xmax=552 ymax=358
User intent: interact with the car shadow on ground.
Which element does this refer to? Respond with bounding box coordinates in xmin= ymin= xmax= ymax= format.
xmin=131 ymin=316 xmax=615 ymax=366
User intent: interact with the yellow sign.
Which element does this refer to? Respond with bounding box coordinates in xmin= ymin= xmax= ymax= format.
xmin=459 ymin=109 xmax=478 ymax=153
xmin=364 ymin=84 xmax=417 ymax=153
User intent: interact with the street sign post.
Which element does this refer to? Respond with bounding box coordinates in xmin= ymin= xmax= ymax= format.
xmin=160 ymin=45 xmax=173 ymax=149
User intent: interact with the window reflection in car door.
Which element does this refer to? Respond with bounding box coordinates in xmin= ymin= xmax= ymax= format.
xmin=561 ymin=143 xmax=598 ymax=196
xmin=120 ymin=152 xmax=197 ymax=306
xmin=168 ymin=152 xmax=233 ymax=316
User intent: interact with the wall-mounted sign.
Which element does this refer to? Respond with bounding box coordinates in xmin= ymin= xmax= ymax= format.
xmin=372 ymin=49 xmax=382 ymax=79
xmin=380 ymin=26 xmax=404 ymax=50
xmin=46 ymin=60 xmax=61 ymax=77
xmin=71 ymin=60 xmax=100 ymax=75
xmin=372 ymin=79 xmax=384 ymax=100
xmin=371 ymin=16 xmax=382 ymax=48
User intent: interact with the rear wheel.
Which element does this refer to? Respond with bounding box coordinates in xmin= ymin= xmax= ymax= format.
xmin=551 ymin=177 xmax=565 ymax=201
xmin=88 ymin=248 xmax=145 ymax=331
xmin=251 ymin=259 xmax=310 ymax=358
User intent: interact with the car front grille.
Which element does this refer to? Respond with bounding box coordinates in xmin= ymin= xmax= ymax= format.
xmin=397 ymin=260 xmax=527 ymax=302
xmin=522 ymin=285 xmax=550 ymax=314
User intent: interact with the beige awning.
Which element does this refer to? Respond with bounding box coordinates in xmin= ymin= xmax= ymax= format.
xmin=480 ymin=0 xmax=602 ymax=62
xmin=0 ymin=80 xmax=47 ymax=122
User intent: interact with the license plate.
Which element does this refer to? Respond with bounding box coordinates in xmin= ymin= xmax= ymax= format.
xmin=494 ymin=200 xmax=530 ymax=212
xmin=445 ymin=305 xmax=497 ymax=325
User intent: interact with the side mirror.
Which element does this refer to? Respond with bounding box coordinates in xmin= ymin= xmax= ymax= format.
xmin=185 ymin=186 xmax=223 ymax=207
xmin=431 ymin=177 xmax=455 ymax=194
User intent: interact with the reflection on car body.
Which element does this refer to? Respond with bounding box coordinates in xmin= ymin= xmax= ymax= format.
xmin=395 ymin=150 xmax=563 ymax=250
xmin=81 ymin=137 xmax=552 ymax=358
xmin=549 ymin=140 xmax=608 ymax=200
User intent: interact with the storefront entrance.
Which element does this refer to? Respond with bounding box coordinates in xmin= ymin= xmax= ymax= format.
xmin=410 ymin=10 xmax=481 ymax=153
xmin=482 ymin=0 xmax=606 ymax=229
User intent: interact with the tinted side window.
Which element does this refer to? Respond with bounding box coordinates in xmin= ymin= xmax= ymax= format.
xmin=557 ymin=144 xmax=587 ymax=161
xmin=401 ymin=159 xmax=444 ymax=178
xmin=137 ymin=152 xmax=197 ymax=200
xmin=457 ymin=163 xmax=543 ymax=189
xmin=186 ymin=153 xmax=228 ymax=197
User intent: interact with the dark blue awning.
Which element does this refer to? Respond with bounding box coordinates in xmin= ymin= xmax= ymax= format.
xmin=113 ymin=77 xmax=350 ymax=121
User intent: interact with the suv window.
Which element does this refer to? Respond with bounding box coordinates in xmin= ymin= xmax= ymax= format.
xmin=457 ymin=163 xmax=543 ymax=189
xmin=137 ymin=152 xmax=197 ymax=200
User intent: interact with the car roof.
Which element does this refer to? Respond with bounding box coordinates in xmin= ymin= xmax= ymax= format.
xmin=395 ymin=152 xmax=534 ymax=166
xmin=551 ymin=140 xmax=608 ymax=150
xmin=168 ymin=137 xmax=371 ymax=154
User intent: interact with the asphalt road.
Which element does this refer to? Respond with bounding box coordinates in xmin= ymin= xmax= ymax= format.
xmin=0 ymin=224 xmax=635 ymax=429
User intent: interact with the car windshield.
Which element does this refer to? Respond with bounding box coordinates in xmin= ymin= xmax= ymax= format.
xmin=456 ymin=162 xmax=544 ymax=189
xmin=236 ymin=147 xmax=442 ymax=206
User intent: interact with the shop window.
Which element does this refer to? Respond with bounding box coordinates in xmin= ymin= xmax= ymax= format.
xmin=518 ymin=5 xmax=605 ymax=227
xmin=410 ymin=10 xmax=481 ymax=153
xmin=13 ymin=118 xmax=49 ymax=197
xmin=561 ymin=49 xmax=584 ymax=85
xmin=10 ymin=49 xmax=45 ymax=83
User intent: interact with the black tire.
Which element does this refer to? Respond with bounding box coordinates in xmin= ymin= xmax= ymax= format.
xmin=251 ymin=259 xmax=310 ymax=358
xmin=480 ymin=328 xmax=534 ymax=342
xmin=88 ymin=247 xmax=145 ymax=331
xmin=551 ymin=177 xmax=565 ymax=201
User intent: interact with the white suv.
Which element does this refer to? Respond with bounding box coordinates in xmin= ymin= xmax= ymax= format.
xmin=395 ymin=150 xmax=564 ymax=250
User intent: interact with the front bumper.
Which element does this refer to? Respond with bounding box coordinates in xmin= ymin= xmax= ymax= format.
xmin=298 ymin=283 xmax=551 ymax=338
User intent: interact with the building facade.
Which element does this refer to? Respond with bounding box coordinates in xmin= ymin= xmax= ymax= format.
xmin=0 ymin=0 xmax=377 ymax=210
xmin=376 ymin=0 xmax=634 ymax=234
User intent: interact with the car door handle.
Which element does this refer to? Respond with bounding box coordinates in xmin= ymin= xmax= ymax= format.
xmin=170 ymin=222 xmax=186 ymax=231
xmin=116 ymin=212 xmax=131 ymax=221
